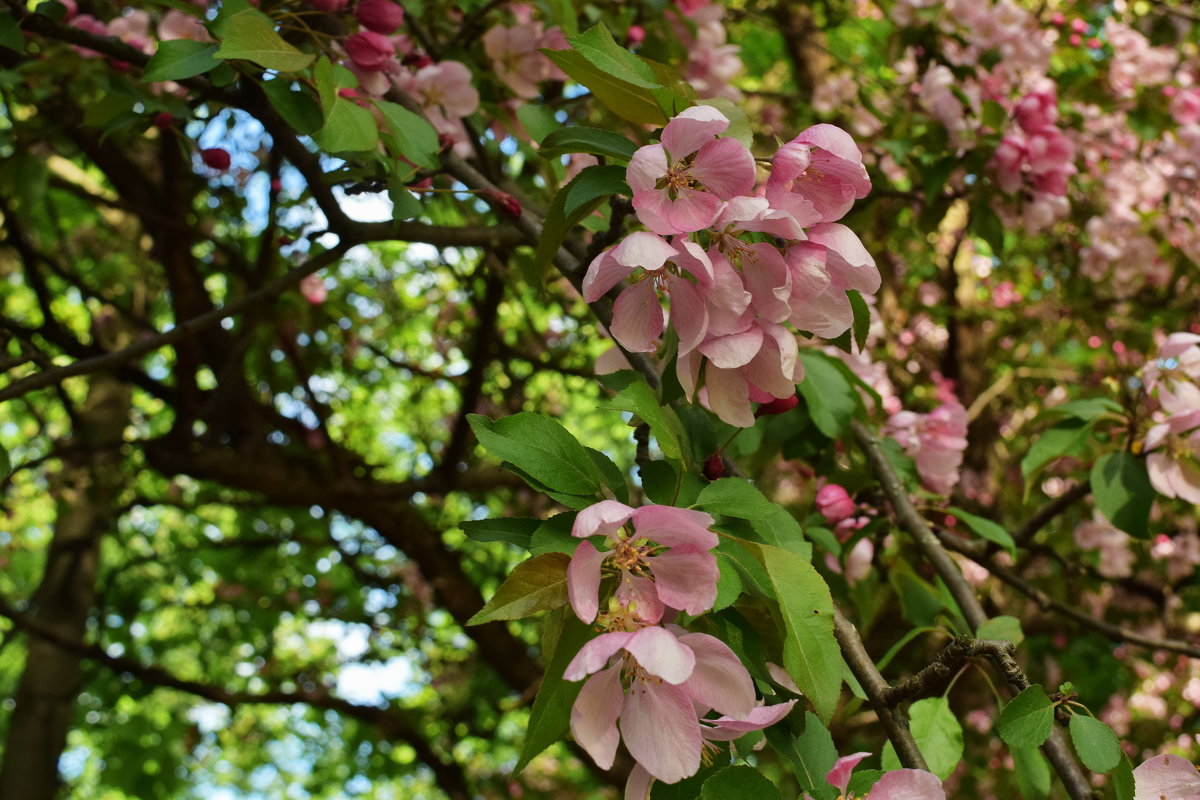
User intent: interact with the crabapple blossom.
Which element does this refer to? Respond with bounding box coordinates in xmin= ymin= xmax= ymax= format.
xmin=805 ymin=752 xmax=947 ymax=800
xmin=564 ymin=621 xmax=757 ymax=784
xmin=767 ymin=123 xmax=872 ymax=225
xmin=886 ymin=401 xmax=969 ymax=495
xmin=1145 ymin=410 xmax=1200 ymax=505
xmin=355 ymin=0 xmax=404 ymax=34
xmin=627 ymin=106 xmax=755 ymax=235
xmin=344 ymin=30 xmax=396 ymax=72
xmin=481 ymin=22 xmax=568 ymax=99
xmin=566 ymin=501 xmax=719 ymax=625
xmin=1132 ymin=753 xmax=1200 ymax=800
xmin=815 ymin=484 xmax=856 ymax=526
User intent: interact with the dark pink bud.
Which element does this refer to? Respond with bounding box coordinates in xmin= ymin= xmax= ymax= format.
xmin=59 ymin=0 xmax=78 ymax=20
xmin=627 ymin=24 xmax=645 ymax=46
xmin=1070 ymin=18 xmax=1088 ymax=33
xmin=703 ymin=453 xmax=725 ymax=482
xmin=756 ymin=395 xmax=800 ymax=416
xmin=356 ymin=0 xmax=404 ymax=34
xmin=1050 ymin=11 xmax=1065 ymax=25
xmin=153 ymin=111 xmax=175 ymax=130
xmin=402 ymin=52 xmax=433 ymax=69
xmin=815 ymin=484 xmax=856 ymax=526
xmin=311 ymin=0 xmax=348 ymax=11
xmin=1086 ymin=37 xmax=1102 ymax=49
xmin=270 ymin=178 xmax=283 ymax=192
xmin=483 ymin=189 xmax=521 ymax=219
xmin=1068 ymin=33 xmax=1081 ymax=46
xmin=201 ymin=147 xmax=231 ymax=171
xmin=344 ymin=30 xmax=395 ymax=72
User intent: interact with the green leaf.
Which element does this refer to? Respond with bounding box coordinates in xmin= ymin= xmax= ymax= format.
xmin=702 ymin=766 xmax=781 ymax=800
xmin=468 ymin=413 xmax=601 ymax=496
xmin=312 ymin=98 xmax=379 ymax=153
xmin=544 ymin=25 xmax=681 ymax=125
xmin=880 ymin=697 xmax=962 ymax=780
xmin=696 ymin=478 xmax=778 ymax=520
xmin=387 ymin=179 xmax=422 ymax=221
xmin=142 ymin=40 xmax=220 ymax=82
xmin=1042 ymin=398 xmax=1124 ymax=421
xmin=458 ymin=517 xmax=540 ymax=549
xmin=538 ymin=126 xmax=639 ymax=162
xmin=517 ymin=104 xmax=561 ymax=147
xmin=948 ymin=507 xmax=1016 ymax=557
xmin=1091 ymin=451 xmax=1153 ymax=539
xmin=971 ymin=194 xmax=1005 ymax=256
xmin=467 ymin=552 xmax=570 ymax=625
xmin=514 ymin=612 xmax=592 ymax=774
xmin=1110 ymin=756 xmax=1135 ymax=800
xmin=695 ymin=97 xmax=749 ymax=147
xmin=0 ymin=13 xmax=23 ymax=53
xmin=1021 ymin=419 xmax=1095 ymax=483
xmin=796 ymin=351 xmax=860 ymax=438
xmin=847 ymin=289 xmax=870 ymax=353
xmin=750 ymin=543 xmax=841 ymax=722
xmin=528 ymin=513 xmax=579 ymax=556
xmin=847 ymin=770 xmax=884 ymax=797
xmin=314 ymin=56 xmax=336 ymax=116
xmin=376 ymin=101 xmax=440 ymax=170
xmin=533 ymin=164 xmax=628 ymax=283
xmin=752 ymin=507 xmax=811 ymax=560
xmin=712 ymin=554 xmax=744 ymax=613
xmin=1011 ymin=746 xmax=1052 ymax=800
xmin=587 ymin=447 xmax=629 ymax=504
xmin=981 ymin=99 xmax=1009 ymax=130
xmin=599 ymin=371 xmax=687 ymax=463
xmin=997 ymin=685 xmax=1054 ymax=749
xmin=261 ymin=78 xmax=323 ymax=135
xmin=764 ymin=711 xmax=838 ymax=800
xmin=212 ymin=7 xmax=315 ymax=72
xmin=975 ymin=615 xmax=1024 ymax=645
xmin=1068 ymin=714 xmax=1122 ymax=773
xmin=566 ymin=24 xmax=661 ymax=88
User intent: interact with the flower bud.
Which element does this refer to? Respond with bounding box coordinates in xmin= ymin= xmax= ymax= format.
xmin=311 ymin=0 xmax=348 ymax=11
xmin=703 ymin=453 xmax=725 ymax=481
xmin=756 ymin=395 xmax=799 ymax=416
xmin=345 ymin=30 xmax=395 ymax=72
xmin=201 ymin=147 xmax=231 ymax=171
xmin=356 ymin=0 xmax=404 ymax=34
xmin=815 ymin=484 xmax=856 ymax=526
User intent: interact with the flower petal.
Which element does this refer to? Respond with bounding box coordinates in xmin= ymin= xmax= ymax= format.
xmin=583 ymin=248 xmax=634 ymax=302
xmin=670 ymin=279 xmax=709 ymax=356
xmin=700 ymin=326 xmax=765 ymax=369
xmin=620 ymin=680 xmax=703 ymax=784
xmin=705 ymin=366 xmax=756 ymax=428
xmin=613 ymin=231 xmax=679 ymax=271
xmin=564 ymin=631 xmax=634 ymax=681
xmin=677 ymin=632 xmax=756 ymax=718
xmin=702 ymin=700 xmax=798 ymax=741
xmin=616 ymin=573 xmax=665 ymax=624
xmin=666 ymin=186 xmax=722 ymax=234
xmin=573 ymin=500 xmax=636 ymax=540
xmin=631 ymin=506 xmax=719 ymax=549
xmin=692 ymin=137 xmax=756 ymax=199
xmin=826 ymin=752 xmax=871 ymax=794
xmin=661 ymin=105 xmax=729 ymax=159
xmin=625 ymin=625 xmax=696 ymax=684
xmin=612 ymin=281 xmax=666 ymax=353
xmin=627 ymin=144 xmax=668 ymax=193
xmin=570 ymin=666 xmax=625 ymax=770
xmin=649 ymin=547 xmax=718 ymax=615
xmin=1133 ymin=753 xmax=1200 ymax=800
xmin=866 ymin=769 xmax=947 ymax=800
xmin=567 ymin=539 xmax=609 ymax=623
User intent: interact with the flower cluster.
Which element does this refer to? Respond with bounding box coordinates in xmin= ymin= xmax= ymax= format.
xmin=991 ymin=86 xmax=1076 ymax=232
xmin=885 ymin=400 xmax=969 ymax=496
xmin=563 ymin=501 xmax=794 ymax=786
xmin=1142 ymin=333 xmax=1200 ymax=505
xmin=585 ymin=107 xmax=877 ymax=427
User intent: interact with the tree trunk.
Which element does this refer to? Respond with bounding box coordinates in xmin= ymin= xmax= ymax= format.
xmin=0 ymin=372 xmax=130 ymax=800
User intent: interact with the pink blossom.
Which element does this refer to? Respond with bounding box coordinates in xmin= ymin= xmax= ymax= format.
xmin=1132 ymin=753 xmax=1200 ymax=800
xmin=582 ymin=232 xmax=713 ymax=354
xmin=1014 ymin=90 xmax=1058 ymax=132
xmin=1170 ymin=88 xmax=1200 ymax=125
xmin=767 ymin=123 xmax=871 ymax=225
xmin=565 ymin=624 xmax=756 ymax=784
xmin=992 ymin=136 xmax=1027 ymax=194
xmin=1074 ymin=513 xmax=1133 ymax=578
xmin=344 ymin=30 xmax=396 ymax=72
xmin=481 ymin=23 xmax=567 ymax=99
xmin=1145 ymin=410 xmax=1200 ymax=505
xmin=816 ymin=484 xmax=856 ymax=525
xmin=1143 ymin=333 xmax=1200 ymax=413
xmin=806 ymin=753 xmax=947 ymax=800
xmin=300 ymin=274 xmax=327 ymax=305
xmin=158 ymin=10 xmax=211 ymax=42
xmin=886 ymin=402 xmax=969 ymax=495
xmin=566 ymin=501 xmax=719 ymax=625
xmin=627 ymin=106 xmax=755 ymax=235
